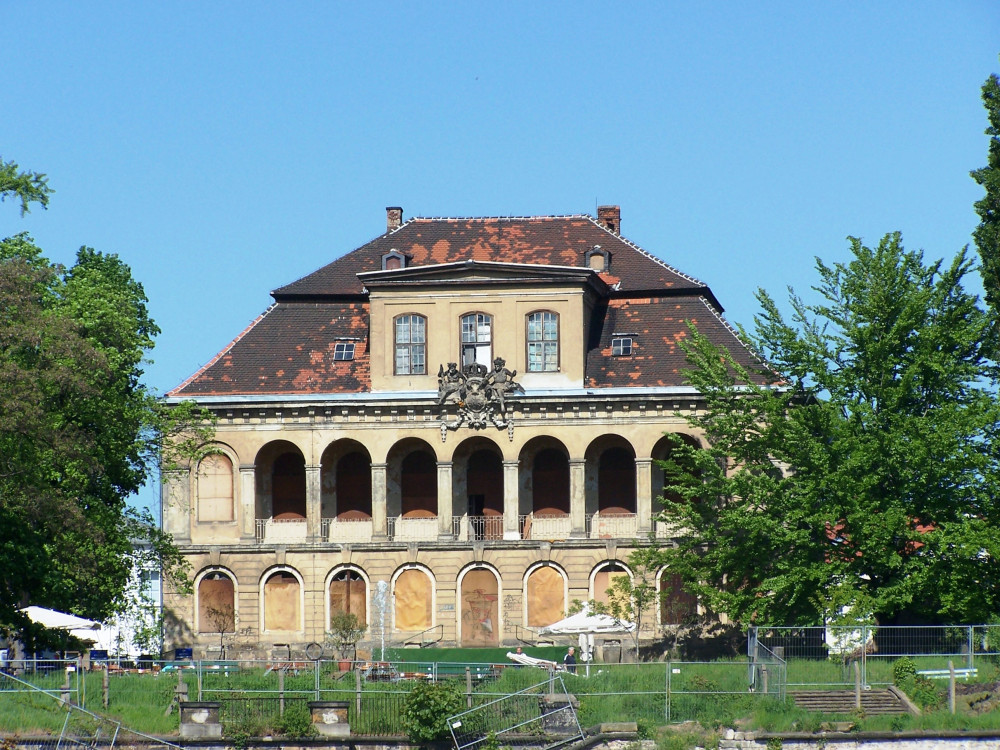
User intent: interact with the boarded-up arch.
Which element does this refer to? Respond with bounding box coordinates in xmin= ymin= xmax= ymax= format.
xmin=659 ymin=570 xmax=697 ymax=625
xmin=525 ymin=565 xmax=565 ymax=628
xmin=329 ymin=568 xmax=367 ymax=624
xmin=198 ymin=454 xmax=234 ymax=522
xmin=263 ymin=570 xmax=301 ymax=632
xmin=591 ymin=561 xmax=630 ymax=609
xmin=394 ymin=568 xmax=433 ymax=632
xmin=198 ymin=571 xmax=235 ymax=633
xmin=459 ymin=567 xmax=499 ymax=646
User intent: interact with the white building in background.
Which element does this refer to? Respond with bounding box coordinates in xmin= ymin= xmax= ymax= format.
xmin=84 ymin=549 xmax=163 ymax=659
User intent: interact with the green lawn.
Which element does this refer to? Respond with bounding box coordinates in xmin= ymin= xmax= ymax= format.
xmin=3 ymin=655 xmax=1000 ymax=740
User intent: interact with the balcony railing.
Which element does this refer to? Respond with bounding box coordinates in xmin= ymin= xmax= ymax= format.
xmin=387 ymin=516 xmax=439 ymax=541
xmin=254 ymin=518 xmax=307 ymax=543
xmin=586 ymin=512 xmax=638 ymax=539
xmin=521 ymin=513 xmax=572 ymax=541
xmin=453 ymin=515 xmax=505 ymax=541
xmin=322 ymin=517 xmax=374 ymax=542
xmin=253 ymin=512 xmax=653 ymax=543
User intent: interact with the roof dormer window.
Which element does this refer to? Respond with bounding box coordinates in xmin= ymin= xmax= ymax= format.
xmin=585 ymin=245 xmax=610 ymax=272
xmin=382 ymin=250 xmax=408 ymax=270
xmin=611 ymin=337 xmax=633 ymax=356
xmin=333 ymin=342 xmax=356 ymax=361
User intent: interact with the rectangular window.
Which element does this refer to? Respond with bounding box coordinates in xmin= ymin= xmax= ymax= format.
xmin=461 ymin=313 xmax=492 ymax=369
xmin=395 ymin=315 xmax=426 ymax=375
xmin=611 ymin=337 xmax=633 ymax=356
xmin=333 ymin=342 xmax=355 ymax=361
xmin=527 ymin=311 xmax=559 ymax=372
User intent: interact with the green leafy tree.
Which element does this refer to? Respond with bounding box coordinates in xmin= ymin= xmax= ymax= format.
xmin=574 ymin=553 xmax=660 ymax=661
xmin=972 ymin=68 xmax=1000 ymax=316
xmin=0 ymin=157 xmax=52 ymax=216
xmin=1 ymin=179 xmax=212 ymax=641
xmin=654 ymin=234 xmax=1000 ymax=626
xmin=326 ymin=610 xmax=367 ymax=661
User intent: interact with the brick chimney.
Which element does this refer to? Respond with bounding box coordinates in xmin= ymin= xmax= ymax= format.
xmin=597 ymin=205 xmax=621 ymax=235
xmin=386 ymin=206 xmax=403 ymax=232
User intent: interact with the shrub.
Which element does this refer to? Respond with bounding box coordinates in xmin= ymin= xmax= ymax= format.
xmin=892 ymin=657 xmax=917 ymax=685
xmin=276 ymin=702 xmax=314 ymax=738
xmin=402 ymin=680 xmax=465 ymax=743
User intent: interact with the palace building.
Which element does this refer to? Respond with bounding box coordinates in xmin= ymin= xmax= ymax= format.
xmin=161 ymin=206 xmax=761 ymax=656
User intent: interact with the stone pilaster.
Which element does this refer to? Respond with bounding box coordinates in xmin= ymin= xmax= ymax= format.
xmin=371 ymin=463 xmax=387 ymax=539
xmin=569 ymin=458 xmax=586 ymax=538
xmin=503 ymin=460 xmax=520 ymax=540
xmin=437 ymin=461 xmax=453 ymax=538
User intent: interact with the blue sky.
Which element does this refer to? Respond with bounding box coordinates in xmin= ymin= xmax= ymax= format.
xmin=3 ymin=2 xmax=998 ymax=511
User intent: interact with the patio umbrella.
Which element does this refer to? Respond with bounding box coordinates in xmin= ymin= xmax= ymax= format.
xmin=21 ymin=606 xmax=101 ymax=631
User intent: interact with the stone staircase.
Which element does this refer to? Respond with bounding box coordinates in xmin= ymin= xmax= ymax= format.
xmin=790 ymin=688 xmax=912 ymax=715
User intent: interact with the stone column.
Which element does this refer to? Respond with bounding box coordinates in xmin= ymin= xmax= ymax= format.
xmin=503 ymin=460 xmax=520 ymax=540
xmin=437 ymin=461 xmax=454 ymax=539
xmin=569 ymin=459 xmax=587 ymax=538
xmin=635 ymin=458 xmax=653 ymax=534
xmin=371 ymin=463 xmax=387 ymax=539
xmin=239 ymin=464 xmax=256 ymax=538
xmin=161 ymin=468 xmax=191 ymax=542
xmin=306 ymin=464 xmax=322 ymax=539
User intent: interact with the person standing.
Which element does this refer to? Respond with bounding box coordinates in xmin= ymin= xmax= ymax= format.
xmin=563 ymin=646 xmax=577 ymax=673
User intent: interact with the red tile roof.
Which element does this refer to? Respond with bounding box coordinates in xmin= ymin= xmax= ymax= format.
xmin=274 ymin=215 xmax=712 ymax=302
xmin=586 ymin=297 xmax=763 ymax=388
xmin=170 ymin=212 xmax=763 ymax=397
xmin=171 ymin=302 xmax=370 ymax=396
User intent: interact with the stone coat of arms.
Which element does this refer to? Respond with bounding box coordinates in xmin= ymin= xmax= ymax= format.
xmin=438 ymin=357 xmax=524 ymax=440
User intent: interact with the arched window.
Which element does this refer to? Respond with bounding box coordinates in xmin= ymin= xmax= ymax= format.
xmin=525 ymin=565 xmax=565 ymax=628
xmin=526 ymin=311 xmax=559 ymax=371
xmin=198 ymin=571 xmax=235 ymax=634
xmin=592 ymin=561 xmax=630 ymax=609
xmin=330 ymin=569 xmax=367 ymax=623
xmin=659 ymin=571 xmax=697 ymax=625
xmin=459 ymin=567 xmax=499 ymax=647
xmin=394 ymin=568 xmax=433 ymax=631
xmin=460 ymin=313 xmax=492 ymax=370
xmin=394 ymin=314 xmax=426 ymax=375
xmin=263 ymin=570 xmax=301 ymax=632
xmin=198 ymin=453 xmax=234 ymax=522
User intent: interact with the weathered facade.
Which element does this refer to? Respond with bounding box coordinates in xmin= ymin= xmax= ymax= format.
xmin=161 ymin=206 xmax=761 ymax=656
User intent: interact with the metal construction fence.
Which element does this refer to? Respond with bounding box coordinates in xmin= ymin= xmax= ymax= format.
xmin=1 ymin=657 xmax=787 ymax=733
xmin=755 ymin=624 xmax=1000 ymax=689
xmin=0 ymin=668 xmax=181 ymax=750
xmin=448 ymin=675 xmax=583 ymax=750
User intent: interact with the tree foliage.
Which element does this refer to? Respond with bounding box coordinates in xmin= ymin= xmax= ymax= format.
xmin=654 ymin=234 xmax=1000 ymax=626
xmin=0 ymin=157 xmax=52 ymax=216
xmin=402 ymin=680 xmax=465 ymax=743
xmin=1 ymin=181 xmax=212 ymax=643
xmin=972 ymin=69 xmax=1000 ymax=316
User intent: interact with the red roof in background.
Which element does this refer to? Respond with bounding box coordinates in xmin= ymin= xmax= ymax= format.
xmin=170 ymin=212 xmax=764 ymax=398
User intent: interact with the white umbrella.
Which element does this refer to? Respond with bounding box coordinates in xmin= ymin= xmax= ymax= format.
xmin=537 ymin=604 xmax=635 ymax=636
xmin=21 ymin=606 xmax=101 ymax=631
